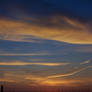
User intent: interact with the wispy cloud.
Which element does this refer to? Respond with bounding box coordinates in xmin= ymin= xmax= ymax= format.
xmin=0 ymin=34 xmax=42 ymax=42
xmin=0 ymin=64 xmax=91 ymax=86
xmin=0 ymin=17 xmax=92 ymax=44
xmin=80 ymin=60 xmax=90 ymax=65
xmin=0 ymin=61 xmax=70 ymax=66
xmin=0 ymin=52 xmax=50 ymax=56
xmin=46 ymin=66 xmax=92 ymax=79
xmin=0 ymin=78 xmax=15 ymax=82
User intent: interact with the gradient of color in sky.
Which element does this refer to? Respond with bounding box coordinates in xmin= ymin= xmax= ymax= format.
xmin=0 ymin=0 xmax=92 ymax=92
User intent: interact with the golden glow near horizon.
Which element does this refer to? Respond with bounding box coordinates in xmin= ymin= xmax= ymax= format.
xmin=1 ymin=70 xmax=92 ymax=87
xmin=0 ymin=62 xmax=91 ymax=87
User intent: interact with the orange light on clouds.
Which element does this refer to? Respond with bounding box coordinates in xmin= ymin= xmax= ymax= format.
xmin=0 ymin=17 xmax=92 ymax=44
xmin=0 ymin=61 xmax=70 ymax=66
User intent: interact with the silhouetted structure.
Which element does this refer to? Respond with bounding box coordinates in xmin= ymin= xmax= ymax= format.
xmin=1 ymin=85 xmax=3 ymax=92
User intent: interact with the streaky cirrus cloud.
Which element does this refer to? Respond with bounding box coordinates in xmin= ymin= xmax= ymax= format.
xmin=0 ymin=61 xmax=70 ymax=66
xmin=0 ymin=16 xmax=92 ymax=44
xmin=25 ymin=70 xmax=92 ymax=86
xmin=46 ymin=66 xmax=92 ymax=79
xmin=0 ymin=78 xmax=15 ymax=82
xmin=0 ymin=52 xmax=51 ymax=56
xmin=80 ymin=60 xmax=90 ymax=65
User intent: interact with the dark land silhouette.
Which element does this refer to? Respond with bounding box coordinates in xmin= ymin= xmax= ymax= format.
xmin=0 ymin=85 xmax=3 ymax=92
xmin=0 ymin=84 xmax=92 ymax=92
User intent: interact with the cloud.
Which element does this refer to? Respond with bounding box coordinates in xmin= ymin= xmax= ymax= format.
xmin=0 ymin=16 xmax=92 ymax=44
xmin=0 ymin=61 xmax=70 ymax=66
xmin=25 ymin=71 xmax=92 ymax=86
xmin=0 ymin=78 xmax=15 ymax=82
xmin=25 ymin=76 xmax=79 ymax=86
xmin=46 ymin=66 xmax=92 ymax=79
xmin=0 ymin=64 xmax=91 ymax=87
xmin=0 ymin=34 xmax=42 ymax=42
xmin=0 ymin=52 xmax=50 ymax=56
xmin=80 ymin=60 xmax=90 ymax=65
xmin=0 ymin=70 xmax=92 ymax=87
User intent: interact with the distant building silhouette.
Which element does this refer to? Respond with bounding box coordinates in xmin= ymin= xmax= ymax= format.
xmin=1 ymin=85 xmax=3 ymax=92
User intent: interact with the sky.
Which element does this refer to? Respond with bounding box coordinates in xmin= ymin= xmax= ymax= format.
xmin=0 ymin=0 xmax=92 ymax=91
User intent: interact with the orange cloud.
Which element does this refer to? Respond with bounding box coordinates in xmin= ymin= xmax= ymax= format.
xmin=0 ymin=16 xmax=92 ymax=44
xmin=46 ymin=66 xmax=92 ymax=79
xmin=0 ymin=61 xmax=70 ymax=66
xmin=25 ymin=74 xmax=92 ymax=86
xmin=0 ymin=65 xmax=92 ymax=87
xmin=0 ymin=78 xmax=15 ymax=82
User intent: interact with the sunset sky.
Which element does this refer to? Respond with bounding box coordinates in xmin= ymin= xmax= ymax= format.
xmin=0 ymin=0 xmax=92 ymax=91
